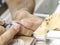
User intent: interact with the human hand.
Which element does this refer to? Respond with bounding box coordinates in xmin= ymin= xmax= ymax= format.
xmin=14 ymin=10 xmax=43 ymax=36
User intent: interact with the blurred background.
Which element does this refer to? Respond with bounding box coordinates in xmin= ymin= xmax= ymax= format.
xmin=0 ymin=0 xmax=60 ymax=24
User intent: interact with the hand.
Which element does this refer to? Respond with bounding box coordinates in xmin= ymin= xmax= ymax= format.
xmin=18 ymin=17 xmax=42 ymax=36
xmin=14 ymin=10 xmax=43 ymax=36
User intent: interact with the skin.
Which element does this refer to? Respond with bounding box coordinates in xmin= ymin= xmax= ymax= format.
xmin=0 ymin=23 xmax=20 ymax=45
xmin=5 ymin=0 xmax=43 ymax=36
xmin=5 ymin=0 xmax=35 ymax=14
xmin=5 ymin=0 xmax=60 ymax=42
xmin=5 ymin=0 xmax=35 ymax=20
xmin=0 ymin=0 xmax=35 ymax=45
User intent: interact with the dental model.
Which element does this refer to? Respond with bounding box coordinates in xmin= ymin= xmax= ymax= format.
xmin=34 ymin=13 xmax=60 ymax=40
